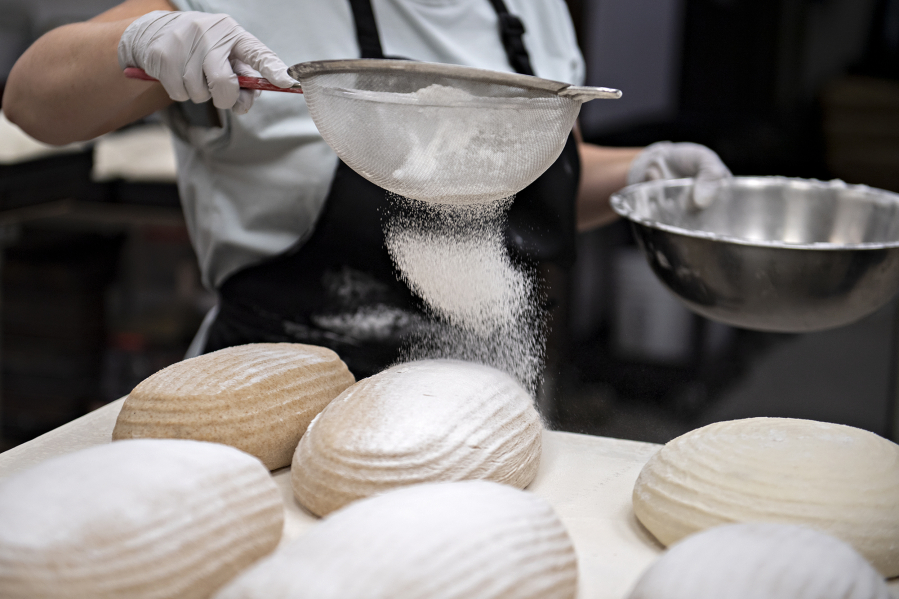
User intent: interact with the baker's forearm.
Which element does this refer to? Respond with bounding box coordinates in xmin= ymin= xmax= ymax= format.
xmin=576 ymin=142 xmax=642 ymax=232
xmin=4 ymin=0 xmax=175 ymax=145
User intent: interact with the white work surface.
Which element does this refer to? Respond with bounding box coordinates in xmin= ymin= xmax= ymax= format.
xmin=2 ymin=400 xmax=897 ymax=598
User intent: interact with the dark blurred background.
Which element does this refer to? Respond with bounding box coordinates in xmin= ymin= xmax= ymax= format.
xmin=556 ymin=0 xmax=899 ymax=443
xmin=0 ymin=0 xmax=897 ymax=450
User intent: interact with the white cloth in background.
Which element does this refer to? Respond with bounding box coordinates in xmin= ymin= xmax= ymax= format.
xmin=164 ymin=0 xmax=585 ymax=288
xmin=0 ymin=111 xmax=89 ymax=165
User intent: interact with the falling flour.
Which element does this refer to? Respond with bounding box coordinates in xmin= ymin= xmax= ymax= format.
xmin=384 ymin=195 xmax=546 ymax=397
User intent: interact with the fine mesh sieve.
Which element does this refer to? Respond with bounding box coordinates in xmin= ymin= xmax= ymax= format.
xmin=289 ymin=59 xmax=621 ymax=204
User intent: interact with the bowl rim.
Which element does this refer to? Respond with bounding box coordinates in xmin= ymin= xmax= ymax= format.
xmin=610 ymin=176 xmax=899 ymax=251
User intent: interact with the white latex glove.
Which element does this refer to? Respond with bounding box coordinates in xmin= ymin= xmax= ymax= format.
xmin=627 ymin=141 xmax=732 ymax=208
xmin=118 ymin=10 xmax=296 ymax=115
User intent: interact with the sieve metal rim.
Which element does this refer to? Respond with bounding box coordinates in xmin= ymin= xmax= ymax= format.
xmin=289 ymin=59 xmax=602 ymax=98
xmin=318 ymin=85 xmax=566 ymax=108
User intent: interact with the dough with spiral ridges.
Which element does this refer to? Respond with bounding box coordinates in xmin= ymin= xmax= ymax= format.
xmin=0 ymin=439 xmax=284 ymax=599
xmin=291 ymin=359 xmax=542 ymax=516
xmin=632 ymin=417 xmax=899 ymax=576
xmin=113 ymin=343 xmax=355 ymax=469
xmin=627 ymin=522 xmax=891 ymax=599
xmin=215 ymin=480 xmax=577 ymax=599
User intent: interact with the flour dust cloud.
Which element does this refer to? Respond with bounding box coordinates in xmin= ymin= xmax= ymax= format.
xmin=384 ymin=195 xmax=546 ymax=396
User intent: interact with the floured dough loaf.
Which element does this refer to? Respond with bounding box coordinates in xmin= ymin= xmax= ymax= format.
xmin=214 ymin=481 xmax=577 ymax=599
xmin=632 ymin=417 xmax=899 ymax=576
xmin=0 ymin=439 xmax=284 ymax=599
xmin=291 ymin=359 xmax=542 ymax=516
xmin=113 ymin=343 xmax=354 ymax=469
xmin=627 ymin=523 xmax=891 ymax=599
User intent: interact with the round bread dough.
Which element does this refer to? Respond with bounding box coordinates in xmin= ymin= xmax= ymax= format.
xmin=214 ymin=481 xmax=577 ymax=599
xmin=627 ymin=522 xmax=891 ymax=599
xmin=291 ymin=359 xmax=542 ymax=516
xmin=113 ymin=343 xmax=355 ymax=469
xmin=0 ymin=439 xmax=284 ymax=599
xmin=632 ymin=417 xmax=899 ymax=576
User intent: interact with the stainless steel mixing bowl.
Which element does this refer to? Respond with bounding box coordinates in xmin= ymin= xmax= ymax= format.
xmin=610 ymin=177 xmax=899 ymax=332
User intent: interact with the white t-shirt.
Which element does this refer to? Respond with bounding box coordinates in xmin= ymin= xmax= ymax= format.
xmin=167 ymin=0 xmax=585 ymax=288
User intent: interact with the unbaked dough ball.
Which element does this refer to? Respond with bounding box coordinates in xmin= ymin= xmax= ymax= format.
xmin=113 ymin=343 xmax=354 ymax=469
xmin=291 ymin=359 xmax=542 ymax=516
xmin=627 ymin=522 xmax=891 ymax=599
xmin=0 ymin=439 xmax=283 ymax=599
xmin=214 ymin=481 xmax=577 ymax=599
xmin=632 ymin=417 xmax=899 ymax=576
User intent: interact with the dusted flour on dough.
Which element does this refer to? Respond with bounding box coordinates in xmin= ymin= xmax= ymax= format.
xmin=632 ymin=417 xmax=899 ymax=577
xmin=113 ymin=343 xmax=355 ymax=469
xmin=627 ymin=523 xmax=891 ymax=599
xmin=0 ymin=439 xmax=283 ymax=599
xmin=291 ymin=359 xmax=543 ymax=516
xmin=215 ymin=481 xmax=577 ymax=599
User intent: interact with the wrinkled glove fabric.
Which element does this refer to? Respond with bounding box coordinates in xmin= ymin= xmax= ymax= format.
xmin=118 ymin=10 xmax=295 ymax=114
xmin=627 ymin=141 xmax=733 ymax=208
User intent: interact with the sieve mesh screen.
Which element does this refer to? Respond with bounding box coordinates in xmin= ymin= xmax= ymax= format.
xmin=300 ymin=68 xmax=582 ymax=204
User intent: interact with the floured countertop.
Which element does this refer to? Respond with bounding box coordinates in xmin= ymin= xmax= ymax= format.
xmin=1 ymin=399 xmax=896 ymax=598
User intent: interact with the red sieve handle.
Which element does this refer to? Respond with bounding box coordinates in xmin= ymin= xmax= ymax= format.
xmin=123 ymin=67 xmax=303 ymax=94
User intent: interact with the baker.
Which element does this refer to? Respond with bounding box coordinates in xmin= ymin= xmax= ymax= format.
xmin=3 ymin=0 xmax=731 ymax=378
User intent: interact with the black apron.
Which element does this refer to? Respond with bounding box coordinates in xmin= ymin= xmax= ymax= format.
xmin=204 ymin=0 xmax=581 ymax=378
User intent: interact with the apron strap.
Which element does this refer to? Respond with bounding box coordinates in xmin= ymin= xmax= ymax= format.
xmin=348 ymin=0 xmax=536 ymax=75
xmin=486 ymin=0 xmax=536 ymax=76
xmin=348 ymin=0 xmax=386 ymax=59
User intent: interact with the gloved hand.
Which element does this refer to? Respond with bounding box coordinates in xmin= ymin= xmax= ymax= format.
xmin=627 ymin=141 xmax=732 ymax=208
xmin=118 ymin=11 xmax=296 ymax=115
